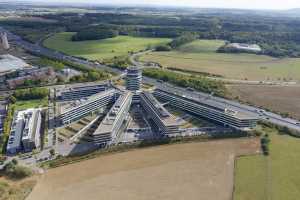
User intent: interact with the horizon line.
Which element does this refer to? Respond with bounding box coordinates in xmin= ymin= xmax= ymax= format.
xmin=1 ymin=0 xmax=299 ymax=11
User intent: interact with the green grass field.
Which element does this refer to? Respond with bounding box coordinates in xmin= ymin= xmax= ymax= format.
xmin=141 ymin=39 xmax=300 ymax=81
xmin=14 ymin=98 xmax=48 ymax=111
xmin=234 ymin=128 xmax=300 ymax=200
xmin=43 ymin=32 xmax=171 ymax=61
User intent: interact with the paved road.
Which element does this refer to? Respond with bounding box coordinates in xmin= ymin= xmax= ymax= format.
xmin=129 ymin=50 xmax=153 ymax=67
xmin=207 ymin=77 xmax=298 ymax=86
xmin=143 ymin=77 xmax=300 ymax=132
xmin=0 ymin=26 xmax=122 ymax=75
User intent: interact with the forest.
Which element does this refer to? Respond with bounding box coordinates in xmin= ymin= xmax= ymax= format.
xmin=1 ymin=10 xmax=300 ymax=57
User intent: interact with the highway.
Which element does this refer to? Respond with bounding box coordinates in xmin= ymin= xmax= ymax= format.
xmin=0 ymin=26 xmax=122 ymax=75
xmin=2 ymin=26 xmax=300 ymax=132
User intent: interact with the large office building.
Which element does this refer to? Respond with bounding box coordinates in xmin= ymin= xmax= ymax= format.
xmin=6 ymin=109 xmax=42 ymax=154
xmin=59 ymin=89 xmax=120 ymax=125
xmin=140 ymin=91 xmax=180 ymax=136
xmin=126 ymin=66 xmax=142 ymax=92
xmin=153 ymin=89 xmax=258 ymax=130
xmin=21 ymin=109 xmax=42 ymax=152
xmin=57 ymin=83 xmax=109 ymax=101
xmin=92 ymin=91 xmax=132 ymax=146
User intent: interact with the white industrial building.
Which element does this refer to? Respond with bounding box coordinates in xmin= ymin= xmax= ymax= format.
xmin=226 ymin=43 xmax=262 ymax=53
xmin=6 ymin=108 xmax=42 ymax=154
xmin=0 ymin=54 xmax=30 ymax=76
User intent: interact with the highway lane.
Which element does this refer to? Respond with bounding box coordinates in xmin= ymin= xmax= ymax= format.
xmin=143 ymin=77 xmax=300 ymax=132
xmin=0 ymin=26 xmax=122 ymax=75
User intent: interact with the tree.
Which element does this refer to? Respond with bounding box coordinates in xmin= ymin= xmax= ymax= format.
xmin=3 ymin=160 xmax=32 ymax=179
xmin=155 ymin=45 xmax=171 ymax=51
xmin=11 ymin=159 xmax=18 ymax=165
xmin=50 ymin=149 xmax=55 ymax=157
xmin=13 ymin=88 xmax=49 ymax=101
xmin=72 ymin=28 xmax=118 ymax=41
xmin=261 ymin=134 xmax=270 ymax=156
xmin=9 ymin=96 xmax=16 ymax=104
xmin=169 ymin=32 xmax=198 ymax=49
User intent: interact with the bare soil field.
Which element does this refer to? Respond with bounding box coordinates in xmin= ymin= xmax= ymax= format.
xmin=228 ymin=84 xmax=300 ymax=119
xmin=27 ymin=139 xmax=259 ymax=200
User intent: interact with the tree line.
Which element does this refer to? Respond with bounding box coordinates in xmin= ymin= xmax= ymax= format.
xmin=142 ymin=68 xmax=227 ymax=97
xmin=4 ymin=12 xmax=300 ymax=57
xmin=12 ymin=88 xmax=49 ymax=101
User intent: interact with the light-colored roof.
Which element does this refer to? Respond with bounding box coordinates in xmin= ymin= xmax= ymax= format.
xmin=155 ymin=89 xmax=258 ymax=120
xmin=141 ymin=91 xmax=178 ymax=126
xmin=94 ymin=92 xmax=132 ymax=135
xmin=0 ymin=54 xmax=30 ymax=74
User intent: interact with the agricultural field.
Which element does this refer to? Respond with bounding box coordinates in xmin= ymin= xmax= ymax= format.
xmin=43 ymin=32 xmax=171 ymax=60
xmin=27 ymin=138 xmax=259 ymax=200
xmin=234 ymin=155 xmax=267 ymax=200
xmin=140 ymin=40 xmax=300 ymax=81
xmin=228 ymin=84 xmax=300 ymax=119
xmin=234 ymin=128 xmax=300 ymax=200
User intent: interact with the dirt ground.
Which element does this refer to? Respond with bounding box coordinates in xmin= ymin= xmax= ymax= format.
xmin=228 ymin=84 xmax=300 ymax=119
xmin=27 ymin=139 xmax=259 ymax=200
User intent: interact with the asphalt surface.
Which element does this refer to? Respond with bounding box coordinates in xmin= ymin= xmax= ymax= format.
xmin=0 ymin=26 xmax=121 ymax=75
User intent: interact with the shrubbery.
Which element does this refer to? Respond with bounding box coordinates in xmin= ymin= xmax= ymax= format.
xmin=261 ymin=134 xmax=270 ymax=156
xmin=42 ymin=130 xmax=244 ymax=169
xmin=259 ymin=121 xmax=300 ymax=138
xmin=12 ymin=88 xmax=48 ymax=101
xmin=2 ymin=160 xmax=32 ymax=179
xmin=104 ymin=56 xmax=130 ymax=69
xmin=36 ymin=58 xmax=65 ymax=71
xmin=143 ymin=68 xmax=227 ymax=96
xmin=169 ymin=32 xmax=198 ymax=49
xmin=155 ymin=45 xmax=171 ymax=51
xmin=70 ymin=69 xmax=110 ymax=83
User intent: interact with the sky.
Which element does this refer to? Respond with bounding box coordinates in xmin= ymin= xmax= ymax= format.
xmin=12 ymin=0 xmax=300 ymax=10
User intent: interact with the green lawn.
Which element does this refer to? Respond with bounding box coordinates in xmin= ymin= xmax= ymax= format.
xmin=234 ymin=128 xmax=300 ymax=200
xmin=14 ymin=98 xmax=48 ymax=111
xmin=43 ymin=32 xmax=171 ymax=61
xmin=141 ymin=39 xmax=300 ymax=81
xmin=234 ymin=155 xmax=268 ymax=200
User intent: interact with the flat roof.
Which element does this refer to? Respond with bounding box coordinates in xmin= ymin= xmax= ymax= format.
xmin=57 ymin=83 xmax=108 ymax=95
xmin=0 ymin=54 xmax=30 ymax=74
xmin=21 ymin=109 xmax=41 ymax=141
xmin=141 ymin=91 xmax=178 ymax=126
xmin=155 ymin=89 xmax=258 ymax=120
xmin=60 ymin=89 xmax=118 ymax=114
xmin=94 ymin=91 xmax=132 ymax=135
